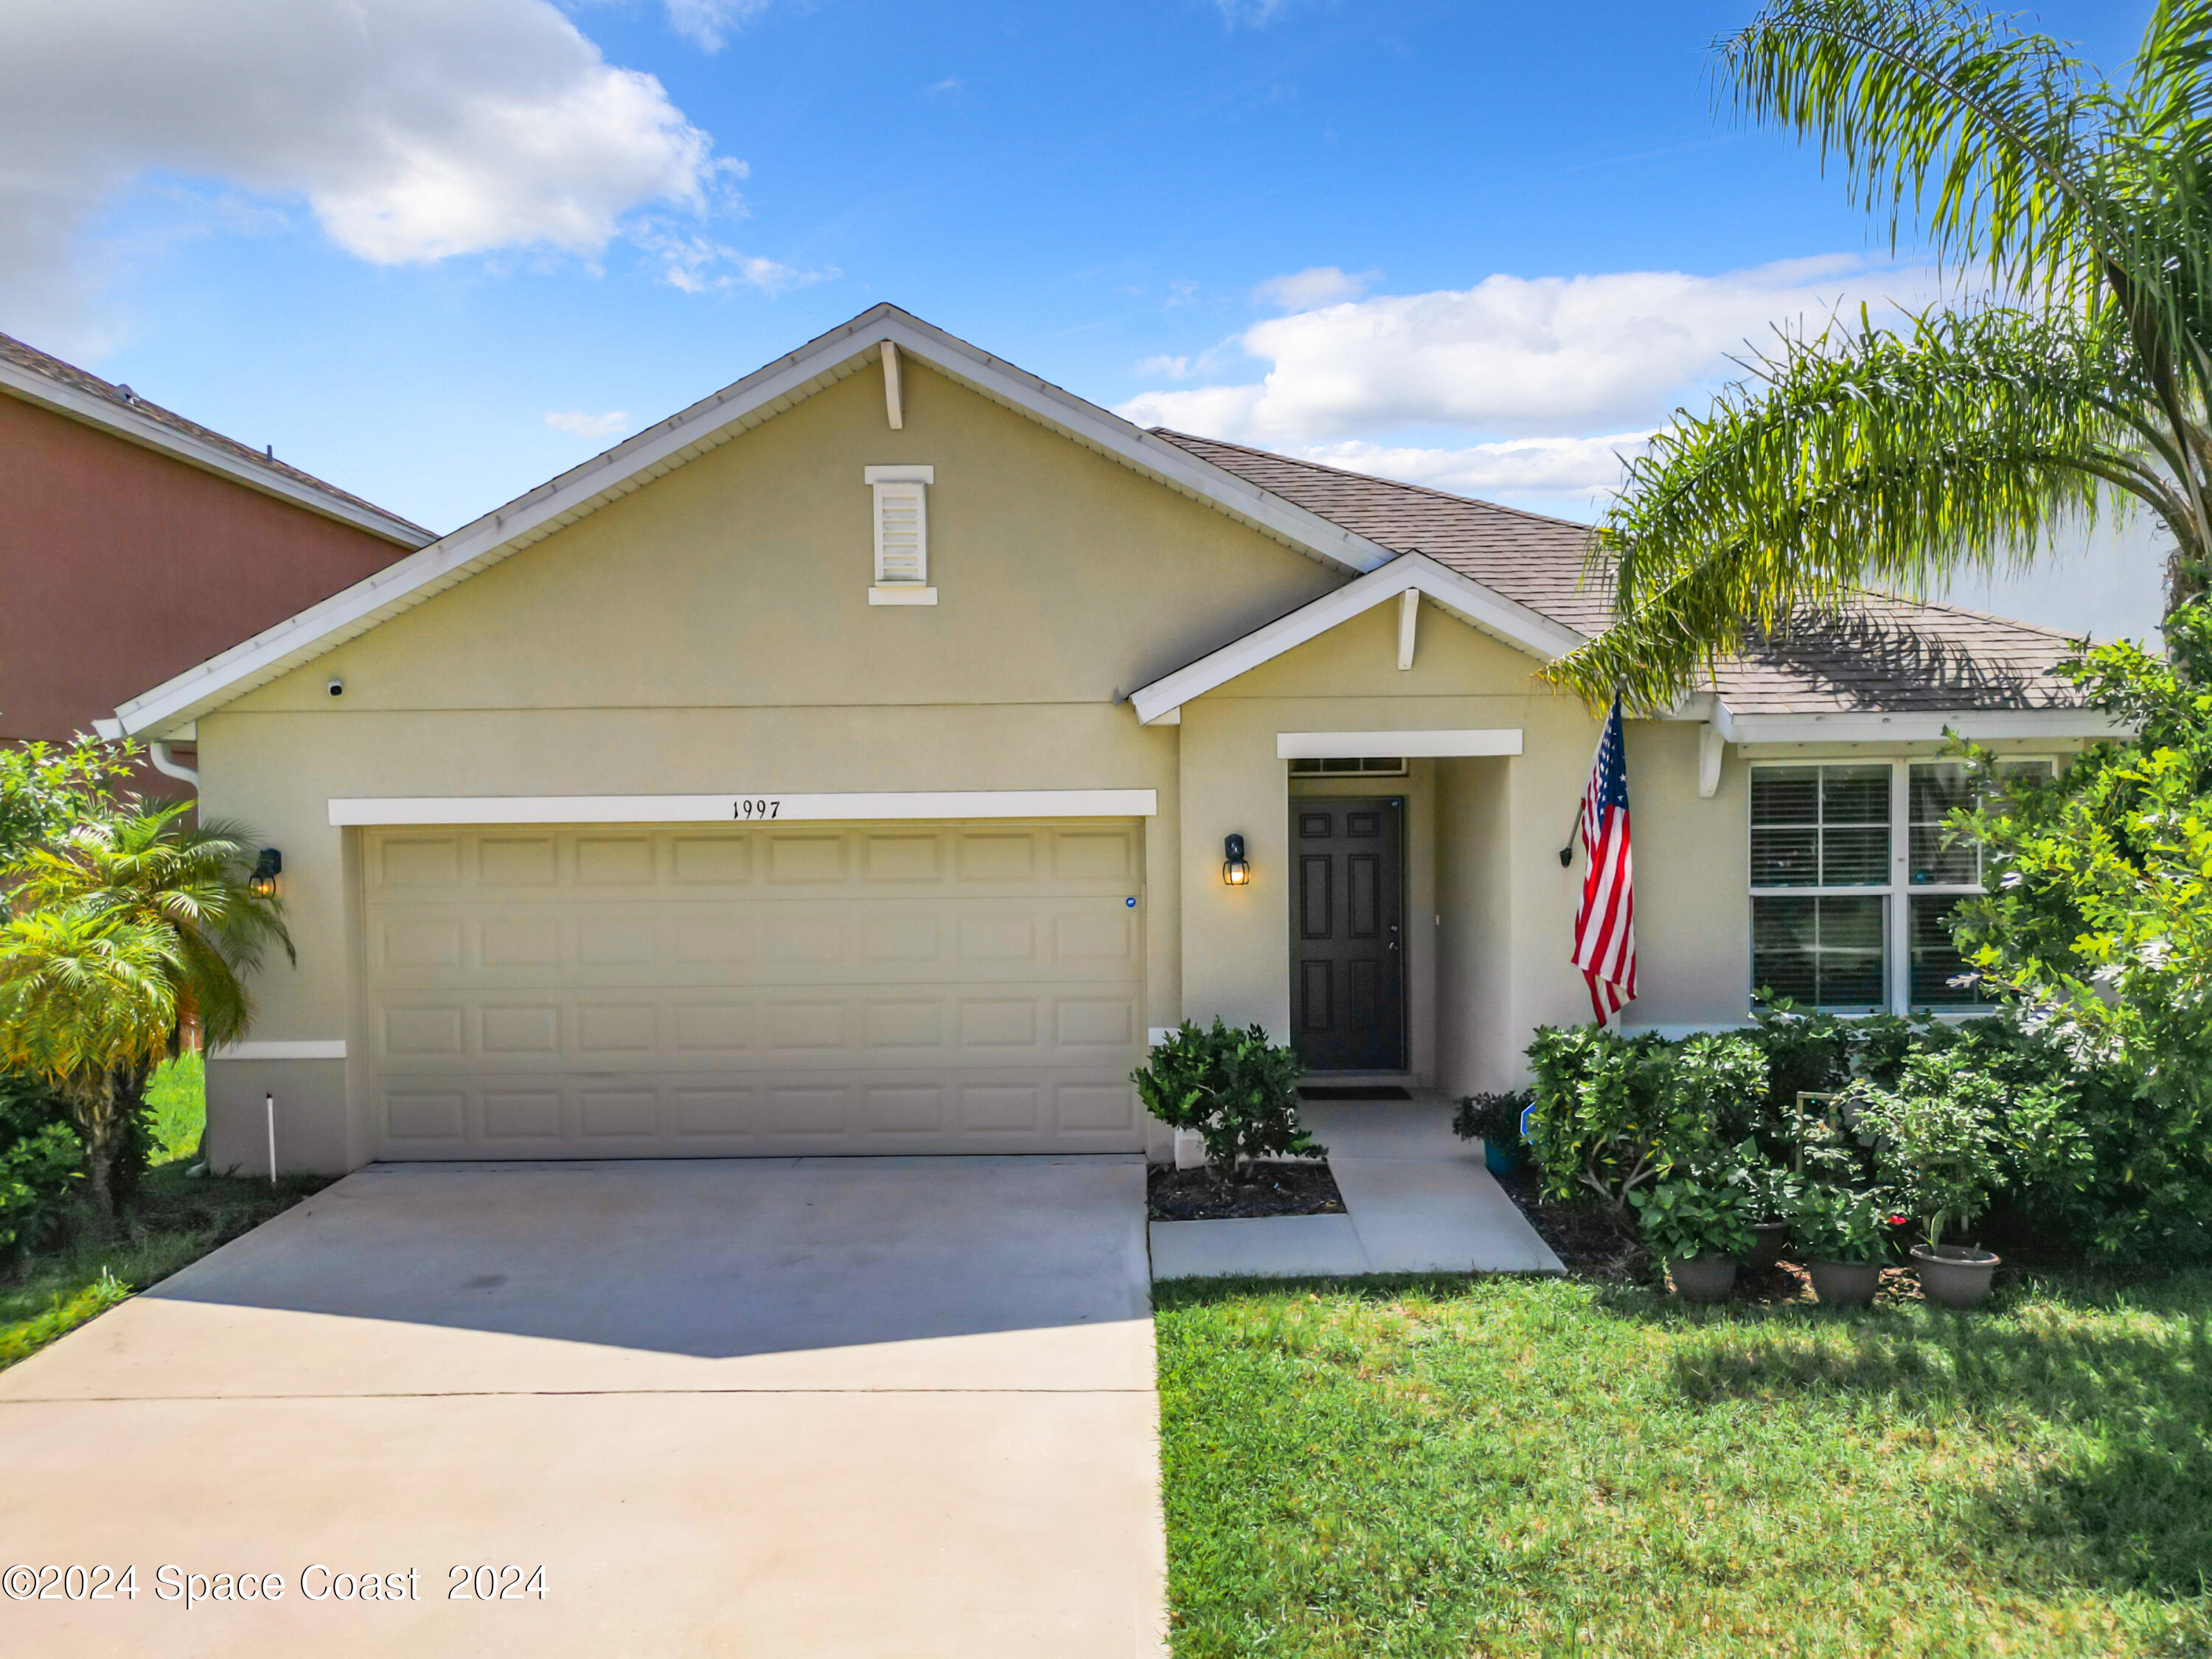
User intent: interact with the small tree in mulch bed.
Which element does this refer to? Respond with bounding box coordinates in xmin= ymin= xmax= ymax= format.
xmin=1133 ymin=1019 xmax=1323 ymax=1180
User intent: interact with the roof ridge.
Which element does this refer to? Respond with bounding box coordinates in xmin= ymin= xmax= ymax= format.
xmin=1150 ymin=428 xmax=1599 ymax=535
xmin=0 ymin=329 xmax=433 ymax=540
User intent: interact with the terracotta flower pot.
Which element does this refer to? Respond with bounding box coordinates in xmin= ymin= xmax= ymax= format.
xmin=1807 ymin=1258 xmax=1882 ymax=1308
xmin=1912 ymin=1244 xmax=2000 ymax=1310
xmin=1668 ymin=1256 xmax=1738 ymax=1304
xmin=1744 ymin=1220 xmax=1790 ymax=1271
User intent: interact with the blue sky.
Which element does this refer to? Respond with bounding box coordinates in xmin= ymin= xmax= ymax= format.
xmin=1 ymin=0 xmax=2165 ymax=636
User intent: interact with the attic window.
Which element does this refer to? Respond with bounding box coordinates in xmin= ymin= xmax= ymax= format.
xmin=864 ymin=465 xmax=936 ymax=605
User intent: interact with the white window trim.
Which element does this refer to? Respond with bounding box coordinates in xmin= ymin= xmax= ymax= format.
xmin=1747 ymin=756 xmax=2055 ymax=1015
xmin=865 ymin=464 xmax=935 ymax=604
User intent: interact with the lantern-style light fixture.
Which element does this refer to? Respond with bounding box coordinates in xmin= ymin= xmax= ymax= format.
xmin=248 ymin=848 xmax=282 ymax=899
xmin=1222 ymin=833 xmax=1251 ymax=887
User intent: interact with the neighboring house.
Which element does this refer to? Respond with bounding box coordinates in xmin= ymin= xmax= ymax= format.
xmin=104 ymin=305 xmax=2116 ymax=1175
xmin=0 ymin=331 xmax=432 ymax=787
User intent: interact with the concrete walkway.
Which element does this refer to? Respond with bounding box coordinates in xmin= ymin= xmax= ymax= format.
xmin=0 ymin=1157 xmax=1165 ymax=1658
xmin=1149 ymin=1099 xmax=1564 ymax=1279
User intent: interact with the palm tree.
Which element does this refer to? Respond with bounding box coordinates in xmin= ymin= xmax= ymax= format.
xmin=0 ymin=910 xmax=181 ymax=1220
xmin=1551 ymin=0 xmax=2212 ymax=711
xmin=2 ymin=804 xmax=292 ymax=1198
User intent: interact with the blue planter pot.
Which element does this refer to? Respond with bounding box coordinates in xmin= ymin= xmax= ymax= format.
xmin=1484 ymin=1141 xmax=1522 ymax=1178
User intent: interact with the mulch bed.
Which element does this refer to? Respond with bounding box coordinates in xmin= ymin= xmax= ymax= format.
xmin=1148 ymin=1162 xmax=1346 ymax=1222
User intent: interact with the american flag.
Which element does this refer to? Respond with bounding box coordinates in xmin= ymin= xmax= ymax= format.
xmin=1571 ymin=695 xmax=1637 ymax=1026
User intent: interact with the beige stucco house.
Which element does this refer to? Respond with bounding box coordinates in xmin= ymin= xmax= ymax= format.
xmin=108 ymin=305 xmax=2118 ymax=1175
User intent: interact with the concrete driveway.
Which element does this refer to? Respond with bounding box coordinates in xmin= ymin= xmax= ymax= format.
xmin=0 ymin=1157 xmax=1164 ymax=1658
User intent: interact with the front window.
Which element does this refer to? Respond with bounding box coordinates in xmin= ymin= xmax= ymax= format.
xmin=1750 ymin=757 xmax=2053 ymax=1014
xmin=1750 ymin=765 xmax=1891 ymax=1012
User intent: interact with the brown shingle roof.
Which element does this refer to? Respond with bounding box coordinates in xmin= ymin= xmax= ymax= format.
xmin=0 ymin=330 xmax=433 ymax=543
xmin=1152 ymin=429 xmax=2085 ymax=716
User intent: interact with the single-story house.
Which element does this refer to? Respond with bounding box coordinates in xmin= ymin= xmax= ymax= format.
xmin=105 ymin=305 xmax=2117 ymax=1174
xmin=1 ymin=329 xmax=430 ymax=791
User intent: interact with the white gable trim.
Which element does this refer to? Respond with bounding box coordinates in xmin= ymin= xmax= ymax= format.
xmin=1127 ymin=553 xmax=1586 ymax=726
xmin=0 ymin=355 xmax=430 ymax=549
xmin=1279 ymin=728 xmax=1525 ymax=759
xmin=113 ymin=305 xmax=1437 ymax=739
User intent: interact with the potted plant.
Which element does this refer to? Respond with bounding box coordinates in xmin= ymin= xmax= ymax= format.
xmin=1848 ymin=1054 xmax=2005 ymax=1309
xmin=1630 ymin=1175 xmax=1756 ymax=1303
xmin=1787 ymin=1185 xmax=1902 ymax=1307
xmin=1452 ymin=1089 xmax=1533 ymax=1177
xmin=1734 ymin=1149 xmax=1801 ymax=1271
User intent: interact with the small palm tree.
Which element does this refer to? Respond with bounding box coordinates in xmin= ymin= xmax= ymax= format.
xmin=3 ymin=803 xmax=292 ymax=1197
xmin=1552 ymin=0 xmax=2212 ymax=709
xmin=0 ymin=910 xmax=180 ymax=1220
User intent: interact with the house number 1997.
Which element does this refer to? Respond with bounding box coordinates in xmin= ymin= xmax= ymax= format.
xmin=734 ymin=798 xmax=782 ymax=820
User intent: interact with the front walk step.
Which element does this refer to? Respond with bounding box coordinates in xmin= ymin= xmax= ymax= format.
xmin=1148 ymin=1098 xmax=1565 ymax=1280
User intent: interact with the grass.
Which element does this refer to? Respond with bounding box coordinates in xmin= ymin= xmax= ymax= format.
xmin=1156 ymin=1272 xmax=2212 ymax=1658
xmin=0 ymin=1055 xmax=325 ymax=1371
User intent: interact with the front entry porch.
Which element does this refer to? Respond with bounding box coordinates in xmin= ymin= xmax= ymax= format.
xmin=1147 ymin=1096 xmax=1562 ymax=1279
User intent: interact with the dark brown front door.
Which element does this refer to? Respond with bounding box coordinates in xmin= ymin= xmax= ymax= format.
xmin=1292 ymin=798 xmax=1405 ymax=1071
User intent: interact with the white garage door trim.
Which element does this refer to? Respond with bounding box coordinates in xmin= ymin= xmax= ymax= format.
xmin=331 ymin=789 xmax=1158 ymax=827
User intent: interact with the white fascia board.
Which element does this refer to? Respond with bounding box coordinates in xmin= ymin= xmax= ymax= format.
xmin=1723 ymin=708 xmax=2129 ymax=744
xmin=0 ymin=360 xmax=430 ymax=548
xmin=210 ymin=1040 xmax=347 ymax=1061
xmin=1127 ymin=553 xmax=1585 ymax=725
xmin=113 ymin=304 xmax=1401 ymax=740
xmin=1278 ymin=728 xmax=1524 ymax=759
xmin=330 ymin=789 xmax=1158 ymax=827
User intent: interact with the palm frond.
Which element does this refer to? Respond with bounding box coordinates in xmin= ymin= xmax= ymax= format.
xmin=1551 ymin=305 xmax=2155 ymax=710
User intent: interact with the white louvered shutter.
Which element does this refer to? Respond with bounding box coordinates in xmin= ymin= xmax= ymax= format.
xmin=873 ymin=481 xmax=928 ymax=585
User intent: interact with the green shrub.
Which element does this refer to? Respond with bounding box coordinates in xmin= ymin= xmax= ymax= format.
xmin=0 ymin=1075 xmax=82 ymax=1256
xmin=1523 ymin=1026 xmax=1767 ymax=1213
xmin=1630 ymin=1175 xmax=1757 ymax=1261
xmin=1132 ymin=1019 xmax=1322 ymax=1174
xmin=1848 ymin=1047 xmax=2034 ymax=1249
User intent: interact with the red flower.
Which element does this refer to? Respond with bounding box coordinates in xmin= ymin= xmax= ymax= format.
xmin=1887 ymin=1214 xmax=1909 ymax=1226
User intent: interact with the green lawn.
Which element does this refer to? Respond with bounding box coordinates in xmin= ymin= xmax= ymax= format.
xmin=0 ymin=1055 xmax=324 ymax=1371
xmin=1157 ymin=1273 xmax=2212 ymax=1658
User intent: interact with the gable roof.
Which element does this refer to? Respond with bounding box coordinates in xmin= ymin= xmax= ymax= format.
xmin=110 ymin=305 xmax=2112 ymax=743
xmin=1152 ymin=431 xmax=2106 ymax=736
xmin=0 ymin=330 xmax=433 ymax=548
xmin=117 ymin=305 xmax=1486 ymax=737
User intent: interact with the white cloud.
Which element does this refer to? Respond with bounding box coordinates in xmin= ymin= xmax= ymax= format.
xmin=664 ymin=0 xmax=773 ymax=52
xmin=545 ymin=409 xmax=631 ymax=440
xmin=1253 ymin=265 xmax=1377 ymax=310
xmin=0 ymin=0 xmax=728 ymax=346
xmin=1134 ymin=354 xmax=1193 ymax=380
xmin=1293 ymin=434 xmax=1652 ymax=506
xmin=1119 ymin=257 xmax=1940 ymax=444
xmin=636 ymin=229 xmax=832 ymax=296
xmin=922 ymin=77 xmax=964 ymax=98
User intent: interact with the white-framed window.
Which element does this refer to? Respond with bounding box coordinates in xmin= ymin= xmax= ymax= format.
xmin=1748 ymin=757 xmax=2055 ymax=1013
xmin=863 ymin=465 xmax=935 ymax=605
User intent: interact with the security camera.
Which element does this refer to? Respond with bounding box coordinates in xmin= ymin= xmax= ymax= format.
xmin=326 ymin=677 xmax=346 ymax=698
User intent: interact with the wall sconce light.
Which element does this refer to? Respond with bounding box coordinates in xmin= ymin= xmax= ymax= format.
xmin=249 ymin=848 xmax=282 ymax=899
xmin=1222 ymin=833 xmax=1251 ymax=886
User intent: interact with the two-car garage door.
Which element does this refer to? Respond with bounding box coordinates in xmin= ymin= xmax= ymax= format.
xmin=358 ymin=820 xmax=1147 ymax=1158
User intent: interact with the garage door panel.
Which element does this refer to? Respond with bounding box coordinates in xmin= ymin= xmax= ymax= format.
xmin=361 ymin=821 xmax=1144 ymax=1158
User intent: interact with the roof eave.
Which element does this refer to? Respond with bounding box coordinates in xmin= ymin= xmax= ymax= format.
xmin=0 ymin=356 xmax=431 ymax=549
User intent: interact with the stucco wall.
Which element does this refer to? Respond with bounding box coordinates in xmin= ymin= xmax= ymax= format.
xmin=194 ymin=356 xmax=1777 ymax=1169
xmin=200 ymin=360 xmax=1349 ymax=1169
xmin=0 ymin=392 xmax=408 ymax=743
